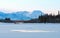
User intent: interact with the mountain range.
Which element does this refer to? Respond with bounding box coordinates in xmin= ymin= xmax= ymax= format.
xmin=0 ymin=10 xmax=44 ymax=20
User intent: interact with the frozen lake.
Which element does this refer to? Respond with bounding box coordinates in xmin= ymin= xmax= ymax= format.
xmin=0 ymin=23 xmax=60 ymax=38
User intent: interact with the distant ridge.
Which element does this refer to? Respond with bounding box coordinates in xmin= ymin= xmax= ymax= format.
xmin=0 ymin=10 xmax=44 ymax=20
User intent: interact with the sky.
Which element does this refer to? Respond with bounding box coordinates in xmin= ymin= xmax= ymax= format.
xmin=0 ymin=0 xmax=60 ymax=14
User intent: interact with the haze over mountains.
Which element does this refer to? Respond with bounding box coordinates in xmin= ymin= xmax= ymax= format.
xmin=0 ymin=10 xmax=44 ymax=20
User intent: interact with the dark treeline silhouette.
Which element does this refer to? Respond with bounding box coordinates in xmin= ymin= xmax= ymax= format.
xmin=38 ymin=11 xmax=60 ymax=23
xmin=38 ymin=14 xmax=60 ymax=23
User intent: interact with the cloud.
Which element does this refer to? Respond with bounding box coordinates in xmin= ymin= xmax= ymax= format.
xmin=10 ymin=30 xmax=55 ymax=32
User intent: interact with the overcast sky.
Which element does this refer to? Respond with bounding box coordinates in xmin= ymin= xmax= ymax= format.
xmin=0 ymin=0 xmax=60 ymax=14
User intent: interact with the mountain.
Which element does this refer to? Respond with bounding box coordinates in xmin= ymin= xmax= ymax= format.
xmin=0 ymin=12 xmax=6 ymax=19
xmin=0 ymin=10 xmax=44 ymax=20
xmin=12 ymin=11 xmax=31 ymax=20
xmin=30 ymin=10 xmax=44 ymax=19
xmin=0 ymin=11 xmax=31 ymax=20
